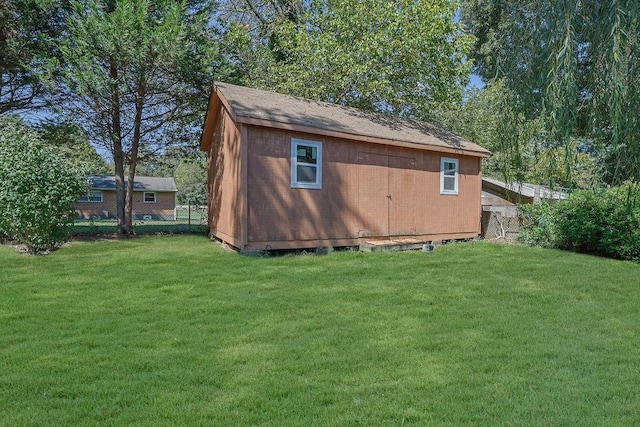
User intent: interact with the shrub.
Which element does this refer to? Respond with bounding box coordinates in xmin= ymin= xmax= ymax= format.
xmin=518 ymin=183 xmax=640 ymax=261
xmin=553 ymin=189 xmax=609 ymax=254
xmin=0 ymin=118 xmax=87 ymax=253
xmin=518 ymin=202 xmax=559 ymax=248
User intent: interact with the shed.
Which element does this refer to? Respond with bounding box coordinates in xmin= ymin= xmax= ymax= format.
xmin=200 ymin=82 xmax=490 ymax=251
xmin=480 ymin=176 xmax=568 ymax=241
xmin=76 ymin=175 xmax=177 ymax=220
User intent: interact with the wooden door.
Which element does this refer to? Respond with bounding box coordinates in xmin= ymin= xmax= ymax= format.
xmin=357 ymin=152 xmax=418 ymax=237
xmin=388 ymin=155 xmax=418 ymax=236
xmin=357 ymin=152 xmax=389 ymax=237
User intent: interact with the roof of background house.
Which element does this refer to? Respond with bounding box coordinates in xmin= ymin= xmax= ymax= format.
xmin=482 ymin=176 xmax=568 ymax=201
xmin=88 ymin=175 xmax=178 ymax=192
xmin=202 ymin=82 xmax=491 ymax=158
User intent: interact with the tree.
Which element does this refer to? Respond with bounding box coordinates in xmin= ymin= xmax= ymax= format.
xmin=0 ymin=0 xmax=64 ymax=114
xmin=135 ymin=146 xmax=191 ymax=177
xmin=59 ymin=0 xmax=224 ymax=234
xmin=0 ymin=117 xmax=86 ymax=253
xmin=223 ymin=0 xmax=474 ymax=120
xmin=174 ymin=153 xmax=207 ymax=205
xmin=461 ymin=0 xmax=640 ymax=185
xmin=39 ymin=123 xmax=109 ymax=174
xmin=436 ymin=80 xmax=597 ymax=188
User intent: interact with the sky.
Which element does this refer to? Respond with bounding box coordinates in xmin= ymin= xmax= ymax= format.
xmin=468 ymin=74 xmax=486 ymax=89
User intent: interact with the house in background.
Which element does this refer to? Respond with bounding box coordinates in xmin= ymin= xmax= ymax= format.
xmin=200 ymin=82 xmax=490 ymax=252
xmin=76 ymin=175 xmax=177 ymax=220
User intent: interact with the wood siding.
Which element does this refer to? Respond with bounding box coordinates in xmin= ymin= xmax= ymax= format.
xmin=207 ymin=103 xmax=245 ymax=248
xmin=243 ymin=126 xmax=481 ymax=250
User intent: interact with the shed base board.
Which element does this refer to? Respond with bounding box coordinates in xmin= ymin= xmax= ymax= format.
xmin=242 ymin=237 xmax=359 ymax=252
xmin=359 ymin=233 xmax=477 ymax=252
xmin=359 ymin=238 xmax=433 ymax=252
xmin=216 ymin=231 xmax=479 ymax=253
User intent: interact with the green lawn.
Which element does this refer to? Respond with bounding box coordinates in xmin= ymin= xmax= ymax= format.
xmin=1 ymin=237 xmax=639 ymax=425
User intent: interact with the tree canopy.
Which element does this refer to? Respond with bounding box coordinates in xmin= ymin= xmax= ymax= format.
xmin=223 ymin=0 xmax=474 ymax=121
xmin=59 ymin=0 xmax=225 ymax=234
xmin=0 ymin=0 xmax=63 ymax=114
xmin=461 ymin=0 xmax=640 ymax=185
xmin=39 ymin=123 xmax=109 ymax=174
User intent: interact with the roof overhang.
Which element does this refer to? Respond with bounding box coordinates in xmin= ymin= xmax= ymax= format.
xmin=233 ymin=115 xmax=489 ymax=158
xmin=201 ymin=83 xmax=491 ymax=158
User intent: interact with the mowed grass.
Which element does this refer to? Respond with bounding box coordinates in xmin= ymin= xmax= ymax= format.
xmin=1 ymin=237 xmax=640 ymax=426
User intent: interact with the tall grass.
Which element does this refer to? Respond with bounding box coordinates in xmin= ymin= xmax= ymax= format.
xmin=1 ymin=237 xmax=639 ymax=425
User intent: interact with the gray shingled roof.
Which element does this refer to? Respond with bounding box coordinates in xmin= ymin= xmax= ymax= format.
xmin=88 ymin=175 xmax=177 ymax=192
xmin=214 ymin=82 xmax=490 ymax=157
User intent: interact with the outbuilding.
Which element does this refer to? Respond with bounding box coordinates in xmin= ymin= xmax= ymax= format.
xmin=200 ymin=82 xmax=490 ymax=251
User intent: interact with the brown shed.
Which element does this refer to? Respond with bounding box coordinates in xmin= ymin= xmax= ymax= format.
xmin=200 ymin=82 xmax=490 ymax=251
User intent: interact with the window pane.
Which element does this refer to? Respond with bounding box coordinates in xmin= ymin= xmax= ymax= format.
xmin=297 ymin=165 xmax=317 ymax=183
xmin=144 ymin=192 xmax=156 ymax=202
xmin=444 ymin=161 xmax=456 ymax=172
xmin=443 ymin=176 xmax=456 ymax=191
xmin=297 ymin=145 xmax=317 ymax=164
xmin=79 ymin=191 xmax=102 ymax=202
xmin=291 ymin=138 xmax=322 ymax=189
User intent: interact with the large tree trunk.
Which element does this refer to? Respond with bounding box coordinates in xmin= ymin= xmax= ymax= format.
xmin=109 ymin=58 xmax=127 ymax=235
xmin=125 ymin=166 xmax=135 ymax=234
xmin=124 ymin=78 xmax=146 ymax=234
xmin=114 ymin=149 xmax=126 ymax=234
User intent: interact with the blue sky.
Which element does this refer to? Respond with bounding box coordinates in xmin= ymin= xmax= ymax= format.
xmin=468 ymin=74 xmax=485 ymax=89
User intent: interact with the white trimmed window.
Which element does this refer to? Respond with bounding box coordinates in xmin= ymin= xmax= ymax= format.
xmin=78 ymin=191 xmax=103 ymax=202
xmin=291 ymin=138 xmax=322 ymax=189
xmin=440 ymin=157 xmax=459 ymax=195
xmin=143 ymin=192 xmax=157 ymax=203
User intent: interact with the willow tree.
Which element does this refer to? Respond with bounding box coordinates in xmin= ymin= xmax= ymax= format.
xmin=59 ymin=0 xmax=221 ymax=234
xmin=462 ymin=0 xmax=640 ymax=185
xmin=223 ymin=0 xmax=474 ymax=121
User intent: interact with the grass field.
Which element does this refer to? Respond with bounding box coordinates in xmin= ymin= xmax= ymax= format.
xmin=1 ymin=237 xmax=639 ymax=425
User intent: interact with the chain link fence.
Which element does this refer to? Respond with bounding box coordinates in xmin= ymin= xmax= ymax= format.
xmin=176 ymin=204 xmax=208 ymax=226
xmin=481 ymin=207 xmax=521 ymax=243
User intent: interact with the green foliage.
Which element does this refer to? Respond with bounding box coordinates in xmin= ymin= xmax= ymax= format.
xmin=38 ymin=123 xmax=109 ymax=174
xmin=438 ymin=81 xmax=538 ymax=182
xmin=226 ymin=0 xmax=473 ymax=120
xmin=518 ymin=183 xmax=640 ymax=261
xmin=59 ymin=0 xmax=227 ymax=233
xmin=135 ymin=146 xmax=189 ymax=177
xmin=0 ymin=0 xmax=63 ymax=113
xmin=517 ymin=202 xmax=559 ymax=248
xmin=438 ymin=80 xmax=597 ymax=188
xmin=174 ymin=154 xmax=207 ymax=205
xmin=60 ymin=0 xmax=217 ymax=147
xmin=461 ymin=0 xmax=640 ymax=185
xmin=0 ymin=117 xmax=87 ymax=253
